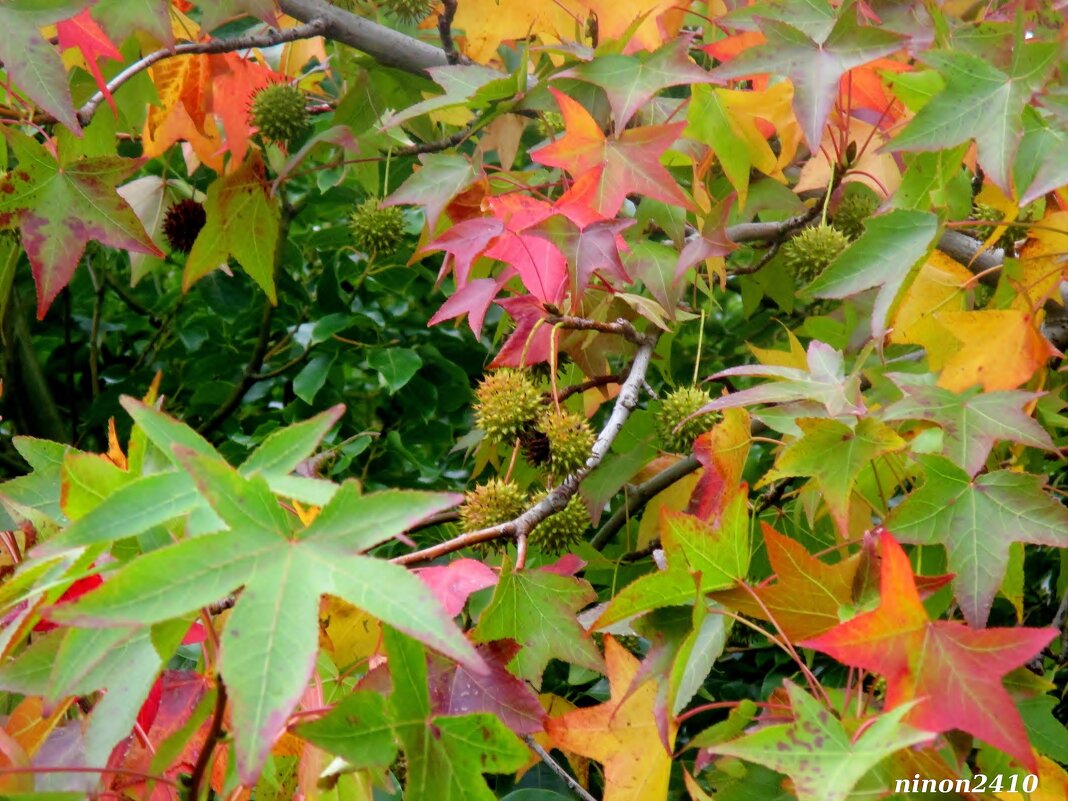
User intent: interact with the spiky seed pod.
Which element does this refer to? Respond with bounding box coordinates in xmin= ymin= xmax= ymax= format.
xmin=538 ymin=409 xmax=596 ymax=476
xmin=459 ymin=479 xmax=527 ymax=533
xmin=831 ymin=190 xmax=878 ymax=240
xmin=520 ymin=428 xmax=551 ymax=467
xmin=382 ymin=0 xmax=434 ymax=23
xmin=249 ymin=83 xmax=309 ymax=149
xmin=781 ymin=224 xmax=849 ymax=284
xmin=473 ymin=369 xmax=543 ymax=445
xmin=655 ymin=386 xmax=719 ymax=453
xmin=348 ymin=199 xmax=406 ymax=257
xmin=162 ymin=199 xmax=206 ymax=253
xmin=967 ymin=202 xmax=1004 ymax=244
xmin=535 ymin=111 xmax=566 ymax=139
xmin=529 ymin=493 xmax=591 ymax=554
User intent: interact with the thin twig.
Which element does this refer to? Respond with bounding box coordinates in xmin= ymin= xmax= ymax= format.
xmin=394 ymin=122 xmax=477 ymax=156
xmin=76 ymin=20 xmax=330 ymax=126
xmin=546 ymin=315 xmax=646 ymax=346
xmin=437 ymin=0 xmax=463 ymax=64
xmin=394 ymin=332 xmax=658 ymax=565
xmin=187 ymin=679 xmax=227 ymax=801
xmin=522 ymin=735 xmax=598 ymax=801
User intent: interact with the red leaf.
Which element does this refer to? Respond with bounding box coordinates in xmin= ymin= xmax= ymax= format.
xmin=209 ymin=53 xmax=282 ymax=165
xmin=416 ymin=558 xmax=498 ymax=617
xmin=57 ymin=9 xmax=122 ymax=114
xmin=801 ymin=531 xmax=1055 ymax=770
xmin=34 ymin=573 xmax=103 ymax=632
xmin=428 ymin=276 xmax=505 ymax=338
xmin=490 ymin=296 xmax=554 ymax=368
xmin=423 ymin=217 xmax=505 ymax=286
xmin=428 ymin=640 xmax=546 ymax=735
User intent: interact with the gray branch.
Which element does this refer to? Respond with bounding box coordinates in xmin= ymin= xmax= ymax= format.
xmin=278 ymin=0 xmax=449 ymax=73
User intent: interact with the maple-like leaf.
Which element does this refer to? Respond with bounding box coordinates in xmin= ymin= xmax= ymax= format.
xmin=386 ymin=628 xmax=530 ymax=801
xmin=887 ymin=41 xmax=1058 ymax=193
xmin=881 ymin=380 xmax=1054 ymax=476
xmin=713 ymin=524 xmax=860 ymax=641
xmin=141 ymin=54 xmax=225 ymax=171
xmin=758 ymin=417 xmax=905 ymax=535
xmin=92 ymin=0 xmax=173 ymax=46
xmin=802 ymin=531 xmax=1056 ymax=769
xmin=559 ymin=35 xmax=714 ymax=132
xmin=546 ymin=636 xmax=675 ymax=801
xmin=887 ymin=455 xmax=1068 ymax=628
xmin=933 ymin=309 xmax=1058 ymax=393
xmin=416 ymin=558 xmax=498 ymax=618
xmin=687 ymin=408 xmax=751 ymax=524
xmin=197 ymin=0 xmax=277 ymax=31
xmin=0 ymin=129 xmax=162 ymax=318
xmin=709 ymin=680 xmax=932 ymax=801
xmin=56 ymin=432 xmax=480 ymax=781
xmin=532 ymin=88 xmax=692 ymax=217
xmin=472 ymin=556 xmax=603 ymax=685
xmin=526 ymin=214 xmax=634 ymax=301
xmin=709 ymin=11 xmax=903 ymax=150
xmin=384 ymin=153 xmax=481 ymax=232
xmin=57 ymin=9 xmax=123 ymax=114
xmin=184 ymin=155 xmax=281 ymax=302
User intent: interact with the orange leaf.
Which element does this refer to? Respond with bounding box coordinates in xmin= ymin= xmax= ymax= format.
xmin=1014 ymin=210 xmax=1068 ymax=311
xmin=546 ymin=637 xmax=675 ymax=801
xmin=934 ymin=309 xmax=1059 ymax=391
xmin=57 ymin=9 xmax=122 ymax=114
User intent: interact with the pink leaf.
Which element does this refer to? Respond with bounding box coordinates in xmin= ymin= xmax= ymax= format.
xmin=417 ymin=558 xmax=498 ymax=617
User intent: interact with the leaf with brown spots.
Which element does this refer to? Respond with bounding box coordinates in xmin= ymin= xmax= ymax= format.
xmin=0 ymin=128 xmax=161 ymax=318
xmin=707 ymin=680 xmax=932 ymax=801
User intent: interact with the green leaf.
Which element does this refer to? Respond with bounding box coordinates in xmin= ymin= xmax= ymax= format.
xmin=60 ymin=453 xmax=132 ymax=520
xmin=594 ymin=559 xmax=698 ymax=629
xmin=886 ymin=42 xmax=1058 ymax=192
xmin=888 ymin=455 xmax=1068 ymax=628
xmin=0 ymin=128 xmax=161 ymax=318
xmin=240 ymin=405 xmax=344 ymax=478
xmin=121 ymin=396 xmax=222 ymax=463
xmin=473 ymin=558 xmax=603 ymax=685
xmin=184 ymin=156 xmax=281 ymax=302
xmin=0 ymin=3 xmax=87 ymax=134
xmin=710 ymin=681 xmax=931 ymax=801
xmin=59 ymin=451 xmax=479 ymax=781
xmin=295 ymin=691 xmax=398 ymax=769
xmin=91 ymin=0 xmax=172 ymax=44
xmin=292 ymin=353 xmax=337 ymax=404
xmin=881 ymin=382 xmax=1054 ymax=476
xmin=384 ymin=629 xmax=529 ymax=801
xmin=662 ymin=493 xmax=751 ymax=588
xmin=709 ymin=11 xmax=903 ymax=150
xmin=758 ymin=417 xmax=905 ymax=535
xmin=805 ymin=209 xmax=939 ymax=339
xmin=384 ymin=153 xmax=479 ymax=231
xmin=369 ymin=347 xmax=423 ymax=393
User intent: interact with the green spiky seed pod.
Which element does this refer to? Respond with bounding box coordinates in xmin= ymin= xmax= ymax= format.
xmin=967 ymin=202 xmax=1004 ymax=244
xmin=459 ymin=479 xmax=527 ymax=533
xmin=781 ymin=224 xmax=849 ymax=284
xmin=655 ymin=386 xmax=719 ymax=453
xmin=831 ymin=190 xmax=878 ymax=240
xmin=474 ymin=369 xmax=544 ymax=444
xmin=529 ymin=493 xmax=590 ymax=554
xmin=535 ymin=111 xmax=566 ymax=138
xmin=348 ymin=199 xmax=405 ymax=257
xmin=249 ymin=83 xmax=309 ymax=149
xmin=538 ymin=409 xmax=596 ymax=476
xmin=382 ymin=0 xmax=434 ymax=23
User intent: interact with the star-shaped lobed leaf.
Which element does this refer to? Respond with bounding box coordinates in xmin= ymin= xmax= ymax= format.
xmin=57 ymin=446 xmax=480 ymax=781
xmin=709 ymin=11 xmax=904 ymax=150
xmin=385 ymin=628 xmax=529 ymax=801
xmin=713 ymin=524 xmax=861 ymax=641
xmin=531 ymin=88 xmax=693 ymax=217
xmin=887 ymin=455 xmax=1068 ymax=628
xmin=526 ymin=214 xmax=634 ymax=301
xmin=92 ymin=0 xmax=172 ymax=46
xmin=184 ymin=155 xmax=281 ymax=303
xmin=802 ymin=531 xmax=1056 ymax=769
xmin=881 ymin=381 xmax=1054 ymax=476
xmin=546 ymin=637 xmax=676 ymax=801
xmin=558 ymin=35 xmax=714 ymax=132
xmin=886 ymin=42 xmax=1058 ymax=193
xmin=0 ymin=128 xmax=162 ymax=318
xmin=472 ymin=556 xmax=603 ymax=686
xmin=758 ymin=417 xmax=905 ymax=535
xmin=709 ymin=680 xmax=932 ymax=801
xmin=56 ymin=9 xmax=123 ymax=114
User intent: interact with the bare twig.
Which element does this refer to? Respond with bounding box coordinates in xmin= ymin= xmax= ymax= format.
xmin=393 ymin=122 xmax=477 ymax=156
xmin=393 ymin=332 xmax=658 ymax=565
xmin=76 ymin=20 xmax=330 ymax=126
xmin=438 ymin=0 xmax=463 ymax=64
xmin=555 ymin=372 xmax=625 ymax=402
xmin=522 ymin=735 xmax=599 ymax=801
xmin=546 ymin=315 xmax=646 ymax=346
xmin=187 ymin=679 xmax=227 ymax=801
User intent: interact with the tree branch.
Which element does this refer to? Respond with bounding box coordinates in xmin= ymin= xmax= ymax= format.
xmin=545 ymin=315 xmax=646 ymax=346
xmin=438 ymin=0 xmax=462 ymax=64
xmin=522 ymin=735 xmax=599 ymax=801
xmin=279 ymin=0 xmax=450 ymax=73
xmin=393 ymin=331 xmax=658 ymax=565
xmin=76 ymin=19 xmax=330 ymax=126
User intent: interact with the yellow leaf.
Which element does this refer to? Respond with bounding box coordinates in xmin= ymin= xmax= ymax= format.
xmin=319 ymin=595 xmax=382 ymax=669
xmin=637 ymin=471 xmax=701 ymax=548
xmin=935 ymin=309 xmax=1058 ymax=391
xmin=546 ymin=638 xmax=675 ymax=801
xmin=975 ymin=181 xmax=1018 ymax=251
xmin=795 ymin=118 xmax=900 ymax=198
xmin=889 ymin=251 xmax=974 ymax=368
xmin=995 ymin=756 xmax=1068 ymax=801
xmin=1013 ymin=210 xmax=1068 ymax=311
xmin=518 ymin=694 xmax=589 ymax=782
xmin=748 ymin=328 xmax=807 ymax=369
xmin=718 ymin=82 xmax=801 ymax=181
